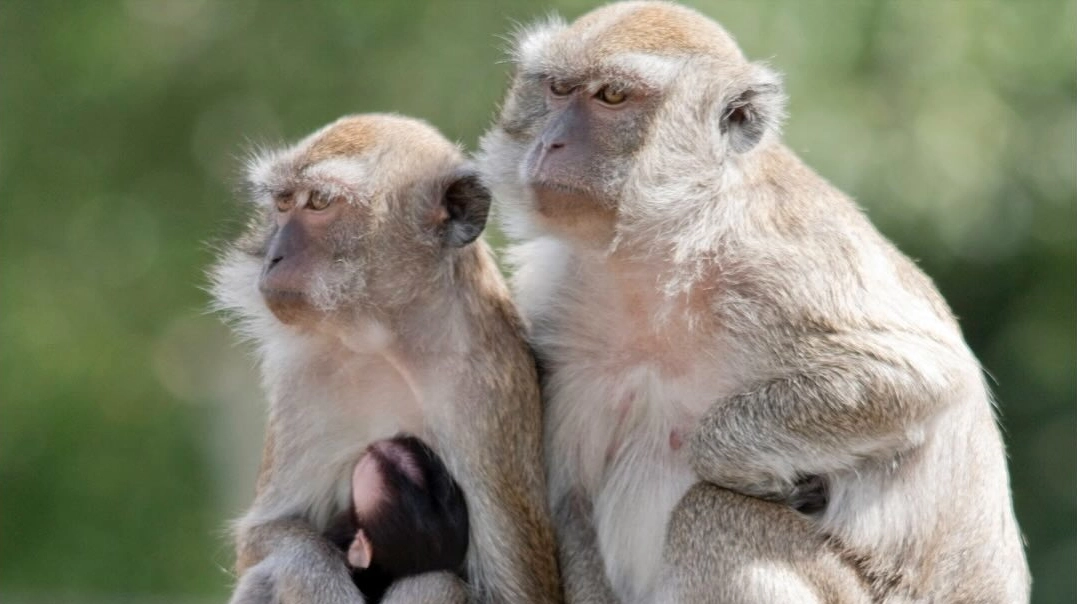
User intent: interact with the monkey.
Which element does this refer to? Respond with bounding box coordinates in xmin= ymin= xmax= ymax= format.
xmin=323 ymin=434 xmax=470 ymax=604
xmin=210 ymin=114 xmax=561 ymax=604
xmin=477 ymin=2 xmax=1031 ymax=603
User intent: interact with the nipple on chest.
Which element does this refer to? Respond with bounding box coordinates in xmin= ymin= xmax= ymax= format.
xmin=669 ymin=428 xmax=683 ymax=451
xmin=604 ymin=391 xmax=690 ymax=463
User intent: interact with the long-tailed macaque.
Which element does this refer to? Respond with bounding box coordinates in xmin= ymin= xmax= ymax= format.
xmin=212 ymin=114 xmax=561 ymax=604
xmin=478 ymin=3 xmax=1030 ymax=602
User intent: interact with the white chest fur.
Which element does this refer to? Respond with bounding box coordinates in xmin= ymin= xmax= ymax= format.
xmin=249 ymin=327 xmax=430 ymax=531
xmin=524 ymin=242 xmax=736 ymax=604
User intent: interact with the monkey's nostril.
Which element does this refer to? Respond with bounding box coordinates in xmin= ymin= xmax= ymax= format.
xmin=549 ymin=141 xmax=565 ymax=151
xmin=268 ymin=255 xmax=284 ymax=269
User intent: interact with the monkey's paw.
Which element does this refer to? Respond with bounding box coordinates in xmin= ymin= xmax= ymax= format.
xmin=229 ymin=557 xmax=365 ymax=604
xmin=787 ymin=474 xmax=829 ymax=514
xmin=731 ymin=474 xmax=828 ymax=514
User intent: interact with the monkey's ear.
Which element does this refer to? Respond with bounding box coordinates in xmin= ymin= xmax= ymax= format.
xmin=347 ymin=528 xmax=373 ymax=569
xmin=718 ymin=63 xmax=786 ymax=154
xmin=441 ymin=169 xmax=491 ymax=247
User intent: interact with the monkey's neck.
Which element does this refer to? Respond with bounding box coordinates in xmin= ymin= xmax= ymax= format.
xmin=336 ymin=246 xmax=497 ymax=366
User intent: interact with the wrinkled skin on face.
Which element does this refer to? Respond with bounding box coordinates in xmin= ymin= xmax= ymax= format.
xmin=479 ymin=3 xmax=784 ymax=251
xmin=226 ymin=114 xmax=490 ymax=329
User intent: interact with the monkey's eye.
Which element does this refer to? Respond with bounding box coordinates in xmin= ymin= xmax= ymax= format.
xmin=596 ymin=87 xmax=627 ymax=106
xmin=274 ymin=195 xmax=293 ymax=212
xmin=549 ymin=80 xmax=575 ymax=97
xmin=308 ymin=191 xmax=332 ymax=211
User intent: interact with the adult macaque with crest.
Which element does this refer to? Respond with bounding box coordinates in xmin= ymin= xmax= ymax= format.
xmin=479 ymin=2 xmax=1030 ymax=602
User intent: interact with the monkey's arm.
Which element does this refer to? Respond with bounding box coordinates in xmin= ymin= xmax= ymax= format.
xmin=230 ymin=424 xmax=364 ymax=604
xmin=690 ymin=329 xmax=969 ymax=500
xmin=231 ymin=517 xmax=365 ymax=604
xmin=552 ymin=492 xmax=618 ymax=604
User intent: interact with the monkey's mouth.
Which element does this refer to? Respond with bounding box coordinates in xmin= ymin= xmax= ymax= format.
xmin=259 ymin=287 xmax=309 ymax=324
xmin=531 ymin=181 xmax=590 ymax=210
xmin=529 ymin=181 xmax=613 ymax=222
xmin=530 ymin=180 xmax=590 ymax=198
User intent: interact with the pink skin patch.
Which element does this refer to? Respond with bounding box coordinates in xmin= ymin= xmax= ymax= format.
xmin=351 ymin=440 xmax=427 ymax=519
xmin=347 ymin=528 xmax=374 ymax=568
xmin=351 ymin=452 xmax=386 ymax=520
xmin=669 ymin=429 xmax=683 ymax=451
xmin=347 ymin=439 xmax=428 ymax=568
xmin=368 ymin=439 xmax=425 ymax=488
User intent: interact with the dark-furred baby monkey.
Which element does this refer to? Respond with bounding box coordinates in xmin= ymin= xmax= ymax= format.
xmin=326 ymin=435 xmax=469 ymax=604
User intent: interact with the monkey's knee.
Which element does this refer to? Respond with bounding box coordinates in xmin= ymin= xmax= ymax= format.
xmin=228 ymin=560 xmax=278 ymax=604
xmin=658 ymin=561 xmax=825 ymax=604
xmin=662 ymin=483 xmax=870 ymax=604
xmin=381 ymin=572 xmax=468 ymax=604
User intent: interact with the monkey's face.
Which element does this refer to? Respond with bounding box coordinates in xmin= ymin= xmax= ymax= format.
xmin=479 ymin=2 xmax=785 ymax=250
xmin=517 ymin=71 xmax=659 ymax=240
xmin=480 ymin=48 xmax=666 ymax=246
xmin=216 ymin=115 xmax=490 ymax=328
xmin=254 ymin=186 xmax=362 ymax=324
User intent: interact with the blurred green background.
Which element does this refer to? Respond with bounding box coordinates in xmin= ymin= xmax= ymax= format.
xmin=1 ymin=1 xmax=1073 ymax=602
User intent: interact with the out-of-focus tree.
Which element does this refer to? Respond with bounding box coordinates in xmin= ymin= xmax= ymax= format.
xmin=1 ymin=1 xmax=1072 ymax=602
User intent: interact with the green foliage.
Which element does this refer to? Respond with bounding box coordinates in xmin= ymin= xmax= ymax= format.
xmin=2 ymin=1 xmax=1073 ymax=602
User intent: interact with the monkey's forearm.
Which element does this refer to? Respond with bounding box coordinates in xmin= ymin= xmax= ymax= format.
xmin=235 ymin=516 xmax=338 ymax=572
xmin=232 ymin=517 xmax=364 ymax=604
xmin=690 ymin=339 xmax=962 ymax=497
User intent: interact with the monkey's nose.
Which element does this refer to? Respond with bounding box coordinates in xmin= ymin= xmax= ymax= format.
xmin=268 ymin=255 xmax=284 ymax=270
xmin=540 ymin=132 xmax=566 ymax=151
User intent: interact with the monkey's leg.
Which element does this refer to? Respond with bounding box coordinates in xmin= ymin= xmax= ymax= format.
xmin=553 ymin=492 xmax=618 ymax=604
xmin=381 ymin=572 xmax=468 ymax=604
xmin=657 ymin=483 xmax=871 ymax=604
xmin=689 ymin=333 xmax=959 ymax=500
xmin=231 ymin=517 xmax=365 ymax=604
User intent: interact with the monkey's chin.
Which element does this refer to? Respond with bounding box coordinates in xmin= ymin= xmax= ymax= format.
xmin=261 ymin=289 xmax=312 ymax=325
xmin=529 ymin=183 xmax=617 ymax=242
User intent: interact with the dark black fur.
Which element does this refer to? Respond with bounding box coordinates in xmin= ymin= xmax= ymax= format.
xmin=326 ymin=435 xmax=469 ymax=604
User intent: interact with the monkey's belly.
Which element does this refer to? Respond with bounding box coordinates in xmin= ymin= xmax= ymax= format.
xmin=592 ymin=438 xmax=697 ymax=604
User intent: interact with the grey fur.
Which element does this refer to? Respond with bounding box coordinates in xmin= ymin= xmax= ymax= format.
xmin=212 ymin=114 xmax=561 ymax=604
xmin=478 ymin=3 xmax=1030 ymax=603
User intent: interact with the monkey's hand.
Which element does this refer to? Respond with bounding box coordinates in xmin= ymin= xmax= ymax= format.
xmin=689 ymin=332 xmax=966 ymax=504
xmin=230 ymin=519 xmax=365 ymax=604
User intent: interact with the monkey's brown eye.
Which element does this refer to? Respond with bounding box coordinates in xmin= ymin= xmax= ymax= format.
xmin=596 ymin=87 xmax=627 ymax=105
xmin=274 ymin=196 xmax=293 ymax=212
xmin=550 ymin=81 xmax=575 ymax=96
xmin=308 ymin=191 xmax=332 ymax=211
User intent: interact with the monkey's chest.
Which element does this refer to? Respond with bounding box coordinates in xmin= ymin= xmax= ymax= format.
xmin=538 ymin=278 xmax=737 ymax=602
xmin=273 ymin=359 xmax=430 ymax=530
xmin=591 ymin=390 xmax=699 ymax=604
xmin=545 ymin=356 xmax=725 ymax=603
